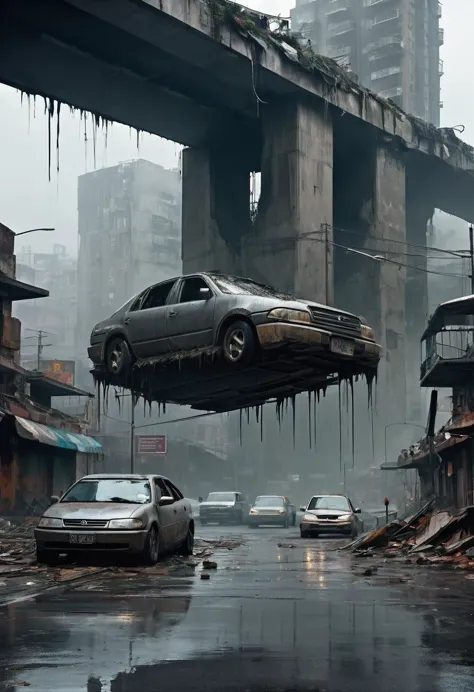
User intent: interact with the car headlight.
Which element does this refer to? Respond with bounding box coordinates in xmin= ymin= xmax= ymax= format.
xmin=250 ymin=509 xmax=258 ymax=515
xmin=360 ymin=324 xmax=374 ymax=341
xmin=337 ymin=514 xmax=352 ymax=522
xmin=38 ymin=517 xmax=63 ymax=528
xmin=108 ymin=518 xmax=145 ymax=529
xmin=278 ymin=508 xmax=286 ymax=514
xmin=303 ymin=514 xmax=319 ymax=522
xmin=267 ymin=308 xmax=311 ymax=324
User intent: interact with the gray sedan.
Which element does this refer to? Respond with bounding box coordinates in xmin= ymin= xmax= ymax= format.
xmin=34 ymin=474 xmax=194 ymax=565
xmin=299 ymin=494 xmax=363 ymax=539
xmin=88 ymin=272 xmax=380 ymax=376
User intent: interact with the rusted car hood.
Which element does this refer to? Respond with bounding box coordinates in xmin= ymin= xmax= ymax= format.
xmin=43 ymin=502 xmax=146 ymax=520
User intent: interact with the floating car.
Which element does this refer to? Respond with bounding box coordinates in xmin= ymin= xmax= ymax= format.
xmin=299 ymin=494 xmax=362 ymax=539
xmin=248 ymin=495 xmax=296 ymax=528
xmin=199 ymin=491 xmax=250 ymax=525
xmin=34 ymin=474 xmax=194 ymax=565
xmin=89 ymin=273 xmax=380 ymax=373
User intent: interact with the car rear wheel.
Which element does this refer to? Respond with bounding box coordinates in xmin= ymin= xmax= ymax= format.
xmin=179 ymin=524 xmax=194 ymax=556
xmin=222 ymin=320 xmax=256 ymax=366
xmin=142 ymin=525 xmax=159 ymax=565
xmin=106 ymin=336 xmax=132 ymax=376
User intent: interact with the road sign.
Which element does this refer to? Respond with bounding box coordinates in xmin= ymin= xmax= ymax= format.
xmin=135 ymin=435 xmax=167 ymax=455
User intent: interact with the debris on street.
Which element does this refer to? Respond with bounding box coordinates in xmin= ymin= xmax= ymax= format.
xmin=200 ymin=573 xmax=211 ymax=580
xmin=347 ymin=501 xmax=474 ymax=570
xmin=202 ymin=560 xmax=217 ymax=570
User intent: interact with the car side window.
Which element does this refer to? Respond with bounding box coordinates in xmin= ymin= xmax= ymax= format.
xmin=129 ymin=292 xmax=146 ymax=312
xmin=154 ymin=478 xmax=173 ymax=502
xmin=141 ymin=280 xmax=175 ymax=310
xmin=167 ymin=481 xmax=184 ymax=500
xmin=179 ymin=278 xmax=211 ymax=304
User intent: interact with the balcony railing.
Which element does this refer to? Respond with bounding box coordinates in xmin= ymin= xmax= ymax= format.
xmin=438 ymin=27 xmax=444 ymax=45
xmin=326 ymin=0 xmax=353 ymax=17
xmin=328 ymin=20 xmax=356 ymax=37
xmin=420 ymin=327 xmax=474 ymax=387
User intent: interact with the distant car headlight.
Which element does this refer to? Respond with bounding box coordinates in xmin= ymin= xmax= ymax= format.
xmin=108 ymin=518 xmax=145 ymax=529
xmin=337 ymin=514 xmax=352 ymax=522
xmin=278 ymin=508 xmax=286 ymax=514
xmin=38 ymin=517 xmax=63 ymax=528
xmin=302 ymin=514 xmax=319 ymax=522
xmin=250 ymin=509 xmax=258 ymax=515
xmin=360 ymin=324 xmax=374 ymax=341
xmin=267 ymin=308 xmax=311 ymax=324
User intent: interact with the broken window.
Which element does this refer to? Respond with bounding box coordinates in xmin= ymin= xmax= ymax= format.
xmin=179 ymin=278 xmax=211 ymax=303
xmin=141 ymin=280 xmax=175 ymax=310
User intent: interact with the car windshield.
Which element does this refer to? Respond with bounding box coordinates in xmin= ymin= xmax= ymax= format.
xmin=254 ymin=496 xmax=284 ymax=507
xmin=61 ymin=479 xmax=152 ymax=504
xmin=210 ymin=275 xmax=291 ymax=300
xmin=206 ymin=492 xmax=235 ymax=502
xmin=308 ymin=496 xmax=350 ymax=511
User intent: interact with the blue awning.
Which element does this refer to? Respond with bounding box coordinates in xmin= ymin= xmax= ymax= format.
xmin=15 ymin=416 xmax=103 ymax=455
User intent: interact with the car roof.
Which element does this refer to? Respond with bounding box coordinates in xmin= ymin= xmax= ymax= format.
xmin=81 ymin=474 xmax=168 ymax=481
xmin=310 ymin=494 xmax=349 ymax=499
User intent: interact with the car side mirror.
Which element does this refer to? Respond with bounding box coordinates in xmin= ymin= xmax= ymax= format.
xmin=299 ymin=506 xmax=306 ymax=512
xmin=50 ymin=496 xmax=59 ymax=505
xmin=159 ymin=495 xmax=174 ymax=506
xmin=355 ymin=508 xmax=361 ymax=514
xmin=199 ymin=287 xmax=211 ymax=299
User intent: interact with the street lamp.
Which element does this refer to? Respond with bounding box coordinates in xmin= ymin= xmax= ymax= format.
xmin=384 ymin=422 xmax=426 ymax=463
xmin=14 ymin=227 xmax=55 ymax=237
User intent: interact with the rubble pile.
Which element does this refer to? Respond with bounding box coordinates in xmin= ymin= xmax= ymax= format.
xmin=0 ymin=518 xmax=38 ymax=567
xmin=348 ymin=501 xmax=474 ymax=569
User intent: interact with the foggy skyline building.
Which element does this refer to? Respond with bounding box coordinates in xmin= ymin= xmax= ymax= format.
xmin=291 ymin=0 xmax=443 ymax=125
xmin=76 ymin=159 xmax=182 ymax=383
xmin=14 ymin=244 xmax=78 ymax=365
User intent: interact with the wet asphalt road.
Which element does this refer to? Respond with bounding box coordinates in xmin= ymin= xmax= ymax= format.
xmin=1 ymin=524 xmax=474 ymax=692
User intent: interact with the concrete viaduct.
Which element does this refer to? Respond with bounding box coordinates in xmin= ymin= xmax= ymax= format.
xmin=2 ymin=0 xmax=474 ymax=421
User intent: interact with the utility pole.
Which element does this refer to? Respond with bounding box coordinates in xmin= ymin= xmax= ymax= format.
xmin=469 ymin=225 xmax=474 ymax=294
xmin=24 ymin=329 xmax=52 ymax=370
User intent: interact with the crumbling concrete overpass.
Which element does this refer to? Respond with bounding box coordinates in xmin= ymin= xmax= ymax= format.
xmin=2 ymin=0 xmax=474 ymax=420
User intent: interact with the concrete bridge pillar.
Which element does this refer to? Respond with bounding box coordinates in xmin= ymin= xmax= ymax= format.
xmin=243 ymin=99 xmax=334 ymax=301
xmin=372 ymin=146 xmax=407 ymax=423
xmin=181 ymin=146 xmax=251 ymax=275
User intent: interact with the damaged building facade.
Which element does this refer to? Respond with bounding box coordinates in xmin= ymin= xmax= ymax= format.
xmin=0 ymin=223 xmax=102 ymax=516
xmin=393 ymin=296 xmax=474 ymax=510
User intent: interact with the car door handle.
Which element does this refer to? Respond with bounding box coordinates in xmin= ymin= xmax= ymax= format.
xmin=124 ymin=317 xmax=131 ymax=324
xmin=169 ymin=311 xmax=177 ymax=318
xmin=173 ymin=508 xmax=177 ymax=514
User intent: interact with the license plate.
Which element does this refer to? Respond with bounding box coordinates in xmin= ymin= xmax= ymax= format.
xmin=330 ymin=337 xmax=354 ymax=356
xmin=69 ymin=534 xmax=96 ymax=545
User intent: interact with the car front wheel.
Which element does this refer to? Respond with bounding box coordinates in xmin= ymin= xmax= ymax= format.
xmin=106 ymin=336 xmax=132 ymax=376
xmin=222 ymin=320 xmax=256 ymax=366
xmin=142 ymin=525 xmax=159 ymax=565
xmin=179 ymin=524 xmax=194 ymax=556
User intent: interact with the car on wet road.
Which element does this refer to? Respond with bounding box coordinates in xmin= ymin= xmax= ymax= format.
xmin=299 ymin=494 xmax=362 ymax=539
xmin=248 ymin=495 xmax=296 ymax=528
xmin=199 ymin=492 xmax=250 ymax=525
xmin=34 ymin=474 xmax=194 ymax=565
xmin=88 ymin=272 xmax=380 ymax=375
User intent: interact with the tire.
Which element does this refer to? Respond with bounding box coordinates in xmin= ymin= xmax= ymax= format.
xmin=292 ymin=514 xmax=296 ymax=527
xmin=142 ymin=525 xmax=159 ymax=565
xmin=300 ymin=530 xmax=309 ymax=539
xmin=283 ymin=517 xmax=289 ymax=529
xmin=222 ymin=320 xmax=256 ymax=366
xmin=179 ymin=524 xmax=194 ymax=556
xmin=37 ymin=548 xmax=60 ymax=566
xmin=106 ymin=336 xmax=132 ymax=376
xmin=236 ymin=512 xmax=243 ymax=525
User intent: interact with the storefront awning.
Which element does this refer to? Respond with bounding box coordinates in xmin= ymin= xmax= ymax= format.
xmin=15 ymin=416 xmax=103 ymax=454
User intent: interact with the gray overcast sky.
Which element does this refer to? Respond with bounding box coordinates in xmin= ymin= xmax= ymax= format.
xmin=0 ymin=0 xmax=471 ymax=256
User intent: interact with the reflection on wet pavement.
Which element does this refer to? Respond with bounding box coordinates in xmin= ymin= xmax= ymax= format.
xmin=1 ymin=526 xmax=474 ymax=691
